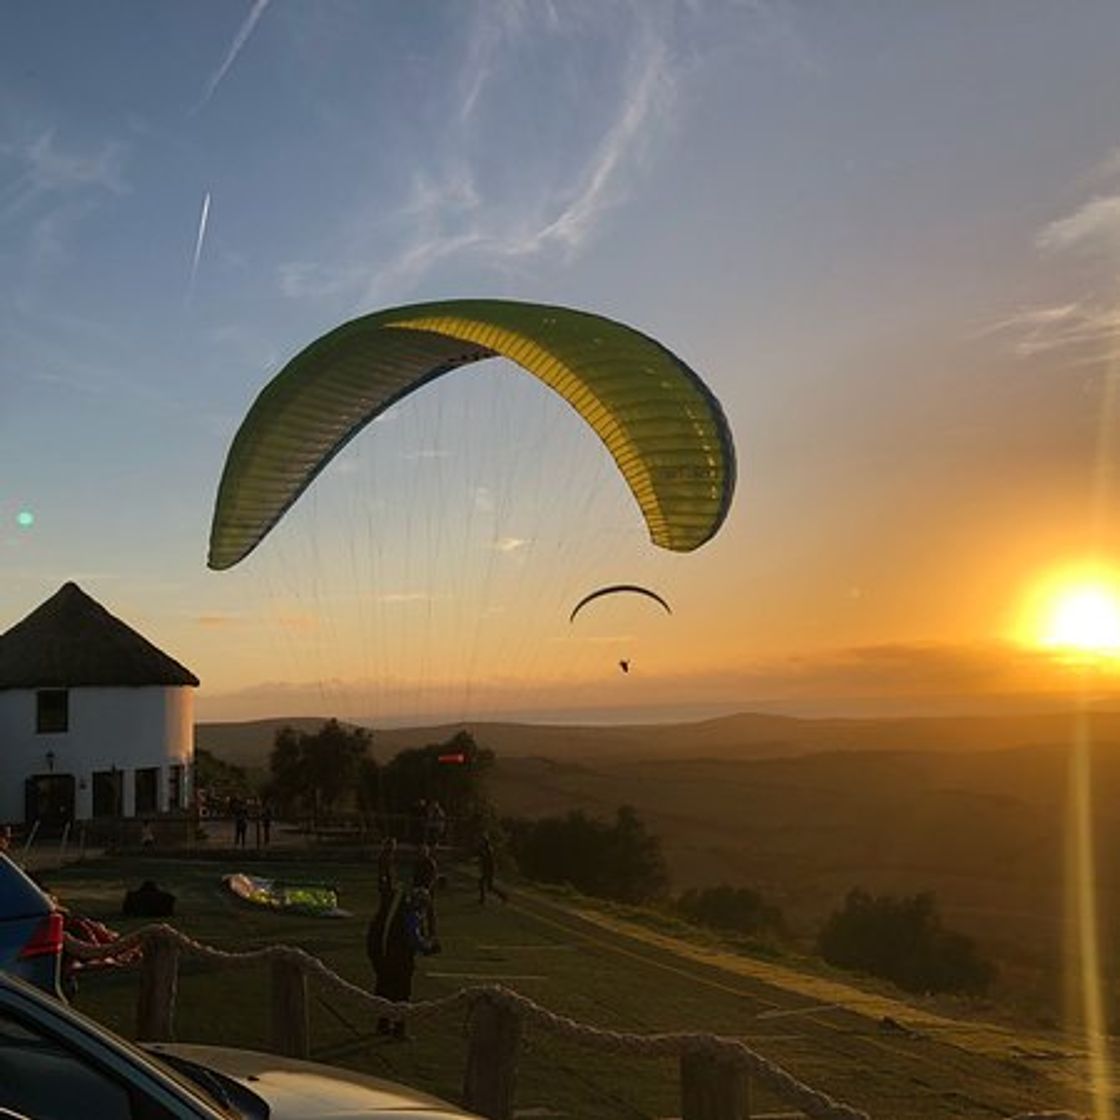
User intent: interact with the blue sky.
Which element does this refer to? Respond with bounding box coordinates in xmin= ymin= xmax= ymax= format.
xmin=5 ymin=2 xmax=1120 ymax=723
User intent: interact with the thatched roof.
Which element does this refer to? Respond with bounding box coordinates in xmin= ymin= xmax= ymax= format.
xmin=0 ymin=582 xmax=199 ymax=690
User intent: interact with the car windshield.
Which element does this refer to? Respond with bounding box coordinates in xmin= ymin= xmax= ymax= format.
xmin=5 ymin=6 xmax=1120 ymax=1119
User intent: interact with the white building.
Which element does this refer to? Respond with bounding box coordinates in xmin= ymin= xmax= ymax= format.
xmin=0 ymin=583 xmax=199 ymax=830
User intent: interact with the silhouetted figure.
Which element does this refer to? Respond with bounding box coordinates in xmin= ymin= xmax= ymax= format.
xmin=122 ymin=880 xmax=176 ymax=918
xmin=425 ymin=799 xmax=446 ymax=847
xmin=619 ymin=659 xmax=630 ymax=674
xmin=260 ymin=803 xmax=273 ymax=847
xmin=233 ymin=802 xmax=248 ymax=849
xmin=412 ymin=843 xmax=438 ymax=893
xmin=412 ymin=843 xmax=440 ymax=935
xmin=377 ymin=836 xmax=398 ymax=899
xmin=366 ymin=887 xmax=439 ymax=1038
xmin=477 ymin=833 xmax=508 ymax=905
xmin=140 ymin=821 xmax=155 ymax=849
xmin=410 ymin=798 xmax=427 ymax=845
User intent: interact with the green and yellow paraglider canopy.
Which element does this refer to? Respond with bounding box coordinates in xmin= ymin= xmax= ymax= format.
xmin=208 ymin=299 xmax=736 ymax=569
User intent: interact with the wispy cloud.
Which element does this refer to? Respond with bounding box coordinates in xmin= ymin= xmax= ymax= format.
xmin=996 ymin=183 xmax=1120 ymax=360
xmin=357 ymin=26 xmax=673 ymax=304
xmin=510 ymin=36 xmax=673 ymax=256
xmin=0 ymin=130 xmax=128 ymax=221
xmin=493 ymin=536 xmax=529 ymax=553
xmin=991 ymin=302 xmax=1120 ymax=359
xmin=376 ymin=591 xmax=436 ymax=605
xmin=196 ymin=0 xmax=271 ymax=112
xmin=1036 ymin=195 xmax=1120 ymax=254
xmin=457 ymin=0 xmax=532 ymax=123
xmin=279 ymin=5 xmax=681 ymax=308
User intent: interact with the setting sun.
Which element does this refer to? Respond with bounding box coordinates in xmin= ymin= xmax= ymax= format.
xmin=1026 ymin=569 xmax=1120 ymax=658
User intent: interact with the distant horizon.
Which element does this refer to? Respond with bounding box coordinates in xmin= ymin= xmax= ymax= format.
xmin=194 ymin=689 xmax=1120 ymax=730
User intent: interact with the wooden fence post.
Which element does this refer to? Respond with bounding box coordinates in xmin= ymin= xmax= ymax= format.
xmin=680 ymin=1049 xmax=750 ymax=1120
xmin=270 ymin=957 xmax=310 ymax=1059
xmin=463 ymin=993 xmax=521 ymax=1120
xmin=136 ymin=931 xmax=180 ymax=1041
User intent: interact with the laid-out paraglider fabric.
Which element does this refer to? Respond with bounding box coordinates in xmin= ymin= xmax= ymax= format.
xmin=568 ymin=584 xmax=673 ymax=624
xmin=208 ymin=299 xmax=736 ymax=569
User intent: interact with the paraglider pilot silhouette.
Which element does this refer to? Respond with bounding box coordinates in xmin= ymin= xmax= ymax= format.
xmin=366 ymin=885 xmax=440 ymax=1039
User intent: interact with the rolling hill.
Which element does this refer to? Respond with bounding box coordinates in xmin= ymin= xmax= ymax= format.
xmin=195 ymin=708 xmax=1120 ymax=769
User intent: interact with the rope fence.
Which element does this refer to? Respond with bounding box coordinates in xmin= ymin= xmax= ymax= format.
xmin=65 ymin=924 xmax=858 ymax=1119
xmin=64 ymin=925 xmax=1070 ymax=1120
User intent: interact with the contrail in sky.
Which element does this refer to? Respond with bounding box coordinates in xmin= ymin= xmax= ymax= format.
xmin=196 ymin=0 xmax=271 ymax=111
xmin=186 ymin=191 xmax=211 ymax=306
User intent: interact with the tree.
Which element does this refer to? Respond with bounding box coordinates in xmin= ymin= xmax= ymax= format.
xmin=506 ymin=805 xmax=668 ymax=903
xmin=267 ymin=719 xmax=374 ymax=822
xmin=193 ymin=748 xmax=251 ymax=810
xmin=817 ymin=889 xmax=995 ymax=996
xmin=381 ymin=729 xmax=494 ymax=821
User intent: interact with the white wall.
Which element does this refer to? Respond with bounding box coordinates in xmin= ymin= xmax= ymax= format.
xmin=0 ymin=686 xmax=194 ymax=823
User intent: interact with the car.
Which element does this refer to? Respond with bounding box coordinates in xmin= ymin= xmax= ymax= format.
xmin=0 ymin=970 xmax=479 ymax=1119
xmin=0 ymin=854 xmax=62 ymax=998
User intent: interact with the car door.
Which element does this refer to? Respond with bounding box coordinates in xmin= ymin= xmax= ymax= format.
xmin=0 ymin=977 xmax=230 ymax=1120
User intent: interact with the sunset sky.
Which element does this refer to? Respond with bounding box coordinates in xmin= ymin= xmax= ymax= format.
xmin=5 ymin=2 xmax=1120 ymax=724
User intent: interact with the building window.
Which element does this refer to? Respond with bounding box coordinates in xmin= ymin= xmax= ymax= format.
xmin=168 ymin=765 xmax=184 ymax=811
xmin=92 ymin=771 xmax=123 ymax=817
xmin=36 ymin=690 xmax=68 ymax=734
xmin=135 ymin=768 xmax=159 ymax=815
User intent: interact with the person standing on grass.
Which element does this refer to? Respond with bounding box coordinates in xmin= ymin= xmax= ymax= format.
xmin=366 ymin=886 xmax=440 ymax=1039
xmin=233 ymin=801 xmax=248 ymax=849
xmin=377 ymin=836 xmax=397 ymax=898
xmin=411 ymin=842 xmax=439 ymax=935
xmin=260 ymin=803 xmax=273 ymax=846
xmin=477 ymin=832 xmax=507 ymax=905
xmin=412 ymin=843 xmax=438 ymax=893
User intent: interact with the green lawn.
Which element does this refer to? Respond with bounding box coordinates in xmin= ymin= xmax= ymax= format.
xmin=48 ymin=853 xmax=1093 ymax=1119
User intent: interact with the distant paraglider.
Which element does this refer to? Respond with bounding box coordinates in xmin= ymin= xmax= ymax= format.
xmin=207 ymin=299 xmax=736 ymax=570
xmin=568 ymin=584 xmax=673 ymax=624
xmin=568 ymin=585 xmax=671 ymax=678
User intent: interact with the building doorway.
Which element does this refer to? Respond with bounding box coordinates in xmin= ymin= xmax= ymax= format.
xmin=24 ymin=774 xmax=76 ymax=835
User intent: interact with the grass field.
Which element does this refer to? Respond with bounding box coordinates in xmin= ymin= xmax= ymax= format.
xmin=47 ymin=851 xmax=1099 ymax=1119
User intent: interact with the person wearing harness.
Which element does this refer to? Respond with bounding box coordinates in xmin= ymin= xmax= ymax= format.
xmin=365 ymin=885 xmax=440 ymax=1038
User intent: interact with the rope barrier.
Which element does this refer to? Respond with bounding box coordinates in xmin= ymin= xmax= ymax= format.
xmin=65 ymin=923 xmax=871 ymax=1120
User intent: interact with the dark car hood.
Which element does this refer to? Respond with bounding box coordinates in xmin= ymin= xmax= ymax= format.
xmin=147 ymin=1042 xmax=477 ymax=1119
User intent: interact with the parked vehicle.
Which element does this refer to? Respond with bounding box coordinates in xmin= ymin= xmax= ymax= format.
xmin=0 ymin=854 xmax=62 ymax=998
xmin=0 ymin=971 xmax=477 ymax=1119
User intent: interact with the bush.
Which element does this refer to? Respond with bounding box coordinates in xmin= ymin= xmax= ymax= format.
xmin=506 ymin=805 xmax=668 ymax=904
xmin=677 ymin=885 xmax=786 ymax=940
xmin=818 ymin=889 xmax=995 ymax=996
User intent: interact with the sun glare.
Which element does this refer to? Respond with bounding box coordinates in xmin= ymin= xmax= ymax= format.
xmin=1029 ymin=571 xmax=1120 ymax=658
